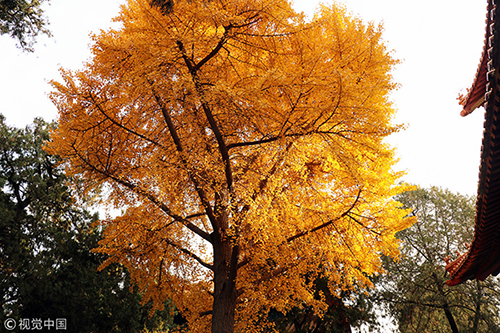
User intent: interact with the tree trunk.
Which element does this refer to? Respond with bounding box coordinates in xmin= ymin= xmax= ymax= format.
xmin=432 ymin=273 xmax=459 ymax=333
xmin=471 ymin=280 xmax=482 ymax=333
xmin=442 ymin=306 xmax=459 ymax=333
xmin=211 ymin=224 xmax=238 ymax=333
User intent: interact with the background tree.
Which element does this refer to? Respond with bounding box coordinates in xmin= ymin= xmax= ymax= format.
xmin=0 ymin=115 xmax=175 ymax=333
xmin=47 ymin=0 xmax=414 ymax=332
xmin=268 ymin=276 xmax=377 ymax=333
xmin=0 ymin=0 xmax=51 ymax=51
xmin=376 ymin=187 xmax=500 ymax=333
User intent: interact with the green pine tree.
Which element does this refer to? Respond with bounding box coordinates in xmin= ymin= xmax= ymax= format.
xmin=0 ymin=115 xmax=176 ymax=332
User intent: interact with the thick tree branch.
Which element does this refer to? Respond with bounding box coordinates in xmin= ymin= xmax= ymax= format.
xmin=432 ymin=272 xmax=459 ymax=333
xmin=200 ymin=97 xmax=234 ymax=192
xmin=345 ymin=213 xmax=382 ymax=236
xmin=226 ymin=127 xmax=362 ymax=151
xmin=112 ymin=175 xmax=212 ymax=243
xmin=381 ymin=297 xmax=456 ymax=310
xmin=177 ymin=39 xmax=235 ymax=194
xmin=237 ymin=261 xmax=301 ymax=297
xmin=151 ymin=90 xmax=218 ymax=229
xmin=199 ymin=310 xmax=213 ymax=317
xmin=194 ymin=24 xmax=233 ymax=71
xmin=227 ymin=135 xmax=281 ymax=149
xmin=69 ymin=142 xmax=213 ymax=243
xmin=286 ymin=188 xmax=362 ymax=243
xmin=88 ymin=92 xmax=166 ymax=150
xmin=235 ymin=141 xmax=294 ymax=232
xmin=192 ymin=12 xmax=261 ymax=71
xmin=185 ymin=212 xmax=208 ymax=220
xmin=238 ymin=189 xmax=364 ymax=271
xmin=163 ymin=238 xmax=214 ymax=271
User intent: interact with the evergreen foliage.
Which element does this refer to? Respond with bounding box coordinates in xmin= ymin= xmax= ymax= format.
xmin=0 ymin=0 xmax=51 ymax=51
xmin=0 ymin=115 xmax=175 ymax=332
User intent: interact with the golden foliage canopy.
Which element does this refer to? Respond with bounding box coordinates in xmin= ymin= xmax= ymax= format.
xmin=47 ymin=0 xmax=414 ymax=331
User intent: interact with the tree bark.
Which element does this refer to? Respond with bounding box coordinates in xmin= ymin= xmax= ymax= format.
xmin=211 ymin=213 xmax=238 ymax=333
xmin=471 ymin=279 xmax=482 ymax=333
xmin=442 ymin=306 xmax=459 ymax=333
xmin=432 ymin=273 xmax=459 ymax=333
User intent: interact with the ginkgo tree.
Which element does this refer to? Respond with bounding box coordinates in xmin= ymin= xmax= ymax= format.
xmin=47 ymin=0 xmax=414 ymax=332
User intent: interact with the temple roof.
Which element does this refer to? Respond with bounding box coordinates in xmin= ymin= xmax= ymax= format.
xmin=446 ymin=0 xmax=500 ymax=286
xmin=458 ymin=24 xmax=489 ymax=116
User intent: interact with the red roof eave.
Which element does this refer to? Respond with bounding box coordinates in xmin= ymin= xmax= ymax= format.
xmin=459 ymin=56 xmax=487 ymax=116
xmin=459 ymin=3 xmax=491 ymax=117
xmin=445 ymin=0 xmax=500 ymax=286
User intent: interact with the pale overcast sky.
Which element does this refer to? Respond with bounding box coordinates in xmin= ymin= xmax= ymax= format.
xmin=0 ymin=0 xmax=489 ymax=196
